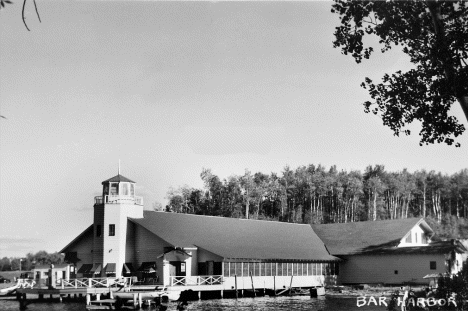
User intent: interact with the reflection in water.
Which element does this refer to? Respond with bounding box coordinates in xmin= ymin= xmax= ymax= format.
xmin=0 ymin=296 xmax=384 ymax=311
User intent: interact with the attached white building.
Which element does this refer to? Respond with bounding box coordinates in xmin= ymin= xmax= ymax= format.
xmin=313 ymin=218 xmax=467 ymax=285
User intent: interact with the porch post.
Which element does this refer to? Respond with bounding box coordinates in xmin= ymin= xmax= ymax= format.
xmin=163 ymin=259 xmax=170 ymax=286
xmin=185 ymin=252 xmax=192 ymax=279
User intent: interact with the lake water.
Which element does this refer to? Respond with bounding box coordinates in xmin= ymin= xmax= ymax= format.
xmin=0 ymin=295 xmax=407 ymax=311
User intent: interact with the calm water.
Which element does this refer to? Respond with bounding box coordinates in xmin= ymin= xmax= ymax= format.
xmin=0 ymin=295 xmax=402 ymax=311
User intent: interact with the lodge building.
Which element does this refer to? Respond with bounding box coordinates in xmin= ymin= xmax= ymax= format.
xmin=61 ymin=173 xmax=340 ymax=290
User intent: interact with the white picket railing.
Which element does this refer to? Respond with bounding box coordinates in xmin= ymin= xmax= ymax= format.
xmin=17 ymin=279 xmax=36 ymax=289
xmin=60 ymin=277 xmax=132 ymax=288
xmin=169 ymin=275 xmax=223 ymax=286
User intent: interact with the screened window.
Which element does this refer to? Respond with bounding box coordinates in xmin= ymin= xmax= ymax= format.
xmin=120 ymin=183 xmax=129 ymax=196
xmin=229 ymin=262 xmax=236 ymax=277
xmin=243 ymin=262 xmax=248 ymax=277
xmin=110 ymin=183 xmax=119 ymax=195
xmin=109 ymin=224 xmax=115 ymax=236
xmin=405 ymin=233 xmax=412 ymax=243
xmin=130 ymin=183 xmax=135 ymax=196
xmin=253 ymin=262 xmax=260 ymax=276
xmin=421 ymin=234 xmax=428 ymax=244
xmin=235 ymin=263 xmax=243 ymax=277
xmin=272 ymin=263 xmax=277 ymax=276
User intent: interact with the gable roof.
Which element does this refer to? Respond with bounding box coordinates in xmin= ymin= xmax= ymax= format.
xmin=60 ymin=225 xmax=93 ymax=253
xmin=102 ymin=174 xmax=135 ymax=184
xmin=130 ymin=211 xmax=339 ymax=262
xmin=312 ymin=218 xmax=433 ymax=256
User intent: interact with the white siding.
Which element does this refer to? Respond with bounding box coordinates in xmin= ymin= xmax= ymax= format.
xmin=339 ymin=254 xmax=447 ymax=285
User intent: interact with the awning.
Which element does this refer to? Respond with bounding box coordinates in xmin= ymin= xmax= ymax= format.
xmin=122 ymin=263 xmax=135 ymax=274
xmin=103 ymin=263 xmax=116 ymax=274
xmin=90 ymin=263 xmax=102 ymax=275
xmin=77 ymin=264 xmax=93 ymax=274
xmin=138 ymin=262 xmax=157 ymax=273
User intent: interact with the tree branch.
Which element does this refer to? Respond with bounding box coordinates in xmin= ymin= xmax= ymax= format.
xmin=33 ymin=0 xmax=41 ymax=23
xmin=22 ymin=0 xmax=30 ymax=31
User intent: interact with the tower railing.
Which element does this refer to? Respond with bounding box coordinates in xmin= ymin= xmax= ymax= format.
xmin=94 ymin=195 xmax=144 ymax=206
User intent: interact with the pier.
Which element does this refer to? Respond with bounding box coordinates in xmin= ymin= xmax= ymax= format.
xmin=13 ymin=275 xmax=325 ymax=309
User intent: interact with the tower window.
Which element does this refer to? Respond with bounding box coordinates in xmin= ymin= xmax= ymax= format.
xmin=96 ymin=225 xmax=102 ymax=237
xmin=121 ymin=183 xmax=129 ymax=196
xmin=110 ymin=183 xmax=119 ymax=195
xmin=109 ymin=224 xmax=115 ymax=236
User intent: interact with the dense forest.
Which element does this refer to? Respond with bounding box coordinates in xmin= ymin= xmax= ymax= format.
xmin=164 ymin=165 xmax=468 ymax=238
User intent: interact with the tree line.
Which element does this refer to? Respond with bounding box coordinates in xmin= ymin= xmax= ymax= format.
xmin=0 ymin=251 xmax=64 ymax=271
xmin=163 ymin=165 xmax=468 ymax=230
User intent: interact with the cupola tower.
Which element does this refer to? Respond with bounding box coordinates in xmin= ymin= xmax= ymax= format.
xmin=93 ymin=170 xmax=143 ymax=277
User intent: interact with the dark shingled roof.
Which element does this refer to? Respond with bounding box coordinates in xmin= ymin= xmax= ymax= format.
xmin=131 ymin=211 xmax=339 ymax=262
xmin=102 ymin=174 xmax=135 ymax=184
xmin=312 ymin=218 xmax=434 ymax=256
xmin=357 ymin=240 xmax=467 ymax=255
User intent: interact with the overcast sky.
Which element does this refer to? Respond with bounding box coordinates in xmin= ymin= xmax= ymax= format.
xmin=1 ymin=1 xmax=467 ymax=258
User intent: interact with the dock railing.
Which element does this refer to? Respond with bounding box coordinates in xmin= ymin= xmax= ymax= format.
xmin=169 ymin=275 xmax=223 ymax=286
xmin=59 ymin=277 xmax=132 ymax=289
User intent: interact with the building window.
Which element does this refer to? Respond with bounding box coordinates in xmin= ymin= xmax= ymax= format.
xmin=394 ymin=270 xmax=398 ymax=274
xmin=109 ymin=224 xmax=115 ymax=236
xmin=120 ymin=183 xmax=129 ymax=196
xmin=405 ymin=233 xmax=412 ymax=243
xmin=421 ymin=234 xmax=427 ymax=244
xmin=96 ymin=225 xmax=101 ymax=237
xmin=430 ymin=261 xmax=437 ymax=270
xmin=110 ymin=183 xmax=119 ymax=195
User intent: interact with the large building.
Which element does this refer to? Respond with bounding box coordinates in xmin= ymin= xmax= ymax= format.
xmin=61 ymin=174 xmax=340 ymax=290
xmin=313 ymin=218 xmax=467 ymax=285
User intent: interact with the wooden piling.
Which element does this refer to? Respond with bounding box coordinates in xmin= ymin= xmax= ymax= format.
xmin=138 ymin=292 xmax=142 ymax=308
xmin=86 ymin=294 xmax=91 ymax=305
xmin=273 ymin=276 xmax=276 ymax=296
xmin=289 ymin=276 xmax=294 ymax=296
xmin=250 ymin=272 xmax=256 ymax=297
xmin=235 ymin=275 xmax=238 ymax=299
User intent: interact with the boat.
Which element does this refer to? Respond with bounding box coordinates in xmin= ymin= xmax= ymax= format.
xmin=0 ymin=279 xmax=35 ymax=295
xmin=116 ymin=286 xmax=181 ymax=301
